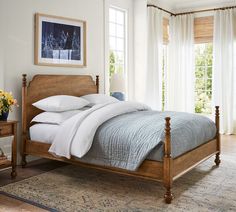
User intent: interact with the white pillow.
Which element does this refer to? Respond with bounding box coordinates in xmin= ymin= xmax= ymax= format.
xmin=33 ymin=95 xmax=89 ymax=112
xmin=31 ymin=110 xmax=83 ymax=125
xmin=81 ymin=94 xmax=119 ymax=106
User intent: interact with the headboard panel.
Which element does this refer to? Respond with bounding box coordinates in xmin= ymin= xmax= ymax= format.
xmin=22 ymin=74 xmax=99 ymax=131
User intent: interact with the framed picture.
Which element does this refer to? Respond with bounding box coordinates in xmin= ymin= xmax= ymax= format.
xmin=35 ymin=13 xmax=86 ymax=67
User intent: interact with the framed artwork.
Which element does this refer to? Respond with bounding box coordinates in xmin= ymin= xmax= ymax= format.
xmin=35 ymin=13 xmax=86 ymax=67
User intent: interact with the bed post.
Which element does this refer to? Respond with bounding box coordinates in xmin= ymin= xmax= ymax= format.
xmin=163 ymin=117 xmax=173 ymax=204
xmin=21 ymin=74 xmax=27 ymax=167
xmin=214 ymin=106 xmax=221 ymax=166
xmin=96 ymin=75 xmax=99 ymax=93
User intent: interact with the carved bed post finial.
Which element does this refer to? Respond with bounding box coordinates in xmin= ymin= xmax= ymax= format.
xmin=215 ymin=106 xmax=221 ymax=166
xmin=22 ymin=74 xmax=27 ymax=87
xmin=163 ymin=117 xmax=173 ymax=204
xmin=96 ymin=75 xmax=99 ymax=93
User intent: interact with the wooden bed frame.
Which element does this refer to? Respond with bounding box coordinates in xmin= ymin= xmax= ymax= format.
xmin=21 ymin=74 xmax=221 ymax=204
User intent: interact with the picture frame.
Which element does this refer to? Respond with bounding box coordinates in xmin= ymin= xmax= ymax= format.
xmin=35 ymin=13 xmax=86 ymax=68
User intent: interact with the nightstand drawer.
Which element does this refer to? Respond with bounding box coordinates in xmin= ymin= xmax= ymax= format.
xmin=0 ymin=124 xmax=12 ymax=136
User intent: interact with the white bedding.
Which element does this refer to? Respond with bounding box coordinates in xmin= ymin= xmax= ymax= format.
xmin=48 ymin=102 xmax=150 ymax=159
xmin=30 ymin=124 xmax=59 ymax=144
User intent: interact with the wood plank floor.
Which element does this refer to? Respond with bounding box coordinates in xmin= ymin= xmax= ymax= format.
xmin=0 ymin=194 xmax=48 ymax=212
xmin=0 ymin=135 xmax=235 ymax=211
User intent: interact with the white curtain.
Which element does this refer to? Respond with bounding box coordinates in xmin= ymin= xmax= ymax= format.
xmin=145 ymin=7 xmax=163 ymax=110
xmin=213 ymin=9 xmax=236 ymax=134
xmin=166 ymin=14 xmax=195 ymax=112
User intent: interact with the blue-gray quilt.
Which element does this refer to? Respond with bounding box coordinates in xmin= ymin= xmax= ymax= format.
xmin=79 ymin=111 xmax=216 ymax=171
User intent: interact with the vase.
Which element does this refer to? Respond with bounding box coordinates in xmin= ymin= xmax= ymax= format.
xmin=0 ymin=111 xmax=9 ymax=121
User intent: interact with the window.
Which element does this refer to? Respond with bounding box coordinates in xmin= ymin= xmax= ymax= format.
xmin=195 ymin=43 xmax=213 ymax=114
xmin=109 ymin=7 xmax=126 ymax=78
xmin=194 ymin=16 xmax=213 ymax=114
xmin=160 ymin=17 xmax=213 ymax=113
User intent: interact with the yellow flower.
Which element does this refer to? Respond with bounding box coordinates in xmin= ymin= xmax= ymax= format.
xmin=8 ymin=99 xmax=13 ymax=105
xmin=0 ymin=90 xmax=18 ymax=113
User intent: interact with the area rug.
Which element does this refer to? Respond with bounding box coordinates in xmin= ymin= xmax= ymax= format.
xmin=0 ymin=155 xmax=236 ymax=212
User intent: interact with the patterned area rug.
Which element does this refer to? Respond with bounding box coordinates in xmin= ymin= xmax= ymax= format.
xmin=0 ymin=155 xmax=236 ymax=212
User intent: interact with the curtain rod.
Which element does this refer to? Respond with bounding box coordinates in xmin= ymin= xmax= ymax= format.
xmin=147 ymin=4 xmax=174 ymax=15
xmin=147 ymin=4 xmax=236 ymax=16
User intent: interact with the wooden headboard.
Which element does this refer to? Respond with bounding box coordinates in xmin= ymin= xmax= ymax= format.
xmin=22 ymin=74 xmax=99 ymax=133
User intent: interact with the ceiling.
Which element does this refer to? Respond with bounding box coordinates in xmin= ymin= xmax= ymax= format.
xmin=150 ymin=0 xmax=236 ymax=12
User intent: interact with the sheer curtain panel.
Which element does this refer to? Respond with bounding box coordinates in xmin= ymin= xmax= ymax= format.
xmin=213 ymin=9 xmax=236 ymax=134
xmin=145 ymin=7 xmax=163 ymax=110
xmin=166 ymin=14 xmax=195 ymax=112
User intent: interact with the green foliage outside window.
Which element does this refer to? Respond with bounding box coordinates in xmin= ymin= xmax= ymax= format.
xmin=109 ymin=51 xmax=116 ymax=77
xmin=195 ymin=43 xmax=213 ymax=114
xmin=109 ymin=50 xmax=125 ymax=77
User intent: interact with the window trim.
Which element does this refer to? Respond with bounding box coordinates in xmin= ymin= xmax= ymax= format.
xmin=108 ymin=6 xmax=128 ymax=86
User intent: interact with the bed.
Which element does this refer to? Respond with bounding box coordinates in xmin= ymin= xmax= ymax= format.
xmin=21 ymin=74 xmax=221 ymax=204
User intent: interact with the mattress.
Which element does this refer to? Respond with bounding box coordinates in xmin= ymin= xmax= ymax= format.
xmin=30 ymin=124 xmax=164 ymax=161
xmin=30 ymin=124 xmax=59 ymax=144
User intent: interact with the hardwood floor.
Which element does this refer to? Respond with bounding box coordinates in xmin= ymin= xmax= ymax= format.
xmin=0 ymin=194 xmax=48 ymax=212
xmin=0 ymin=135 xmax=235 ymax=211
xmin=0 ymin=159 xmax=65 ymax=187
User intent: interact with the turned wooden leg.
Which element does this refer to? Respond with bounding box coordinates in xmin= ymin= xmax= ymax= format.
xmin=11 ymin=123 xmax=17 ymax=179
xmin=214 ymin=153 xmax=221 ymax=166
xmin=11 ymin=170 xmax=17 ymax=178
xmin=21 ymin=154 xmax=27 ymax=168
xmin=163 ymin=117 xmax=174 ymax=204
xmin=214 ymin=107 xmax=221 ymax=167
xmin=164 ymin=188 xmax=173 ymax=204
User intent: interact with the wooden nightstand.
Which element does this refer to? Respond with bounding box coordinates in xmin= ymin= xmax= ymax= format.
xmin=0 ymin=121 xmax=17 ymax=178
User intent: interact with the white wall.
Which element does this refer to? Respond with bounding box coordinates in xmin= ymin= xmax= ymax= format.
xmin=0 ymin=21 xmax=4 ymax=88
xmin=0 ymin=47 xmax=4 ymax=89
xmin=133 ymin=0 xmax=147 ymax=102
xmin=0 ymin=0 xmax=106 ymax=162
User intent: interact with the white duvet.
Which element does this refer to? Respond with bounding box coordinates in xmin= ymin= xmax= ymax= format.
xmin=49 ymin=101 xmax=150 ymax=159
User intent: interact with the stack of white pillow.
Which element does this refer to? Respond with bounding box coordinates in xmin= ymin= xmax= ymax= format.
xmin=31 ymin=94 xmax=119 ymax=125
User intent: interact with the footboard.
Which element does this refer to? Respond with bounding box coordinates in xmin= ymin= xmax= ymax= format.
xmin=163 ymin=106 xmax=220 ymax=203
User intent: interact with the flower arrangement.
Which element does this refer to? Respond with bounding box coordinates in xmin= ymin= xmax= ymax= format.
xmin=0 ymin=90 xmax=18 ymax=120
